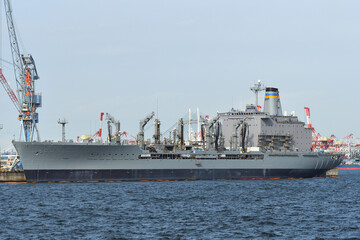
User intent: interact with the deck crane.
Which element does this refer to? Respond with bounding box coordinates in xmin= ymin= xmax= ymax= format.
xmin=2 ymin=0 xmax=41 ymax=142
xmin=204 ymin=116 xmax=220 ymax=151
xmin=137 ymin=112 xmax=155 ymax=149
xmin=106 ymin=113 xmax=121 ymax=144
xmin=230 ymin=121 xmax=242 ymax=151
xmin=230 ymin=117 xmax=248 ymax=151
xmin=89 ymin=112 xmax=105 ymax=142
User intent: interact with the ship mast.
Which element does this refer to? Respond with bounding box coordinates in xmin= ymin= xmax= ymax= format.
xmin=57 ymin=119 xmax=68 ymax=142
xmin=250 ymin=80 xmax=265 ymax=107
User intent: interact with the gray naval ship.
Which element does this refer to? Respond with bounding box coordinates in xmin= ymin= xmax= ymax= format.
xmin=13 ymin=84 xmax=342 ymax=182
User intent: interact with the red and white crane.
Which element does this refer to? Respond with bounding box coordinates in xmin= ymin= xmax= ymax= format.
xmin=342 ymin=133 xmax=355 ymax=146
xmin=304 ymin=107 xmax=319 ymax=139
xmin=0 ymin=69 xmax=20 ymax=112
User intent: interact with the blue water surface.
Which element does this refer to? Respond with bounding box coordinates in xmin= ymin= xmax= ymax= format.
xmin=0 ymin=171 xmax=359 ymax=240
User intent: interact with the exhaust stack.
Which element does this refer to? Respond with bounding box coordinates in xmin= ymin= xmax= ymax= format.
xmin=263 ymin=87 xmax=282 ymax=116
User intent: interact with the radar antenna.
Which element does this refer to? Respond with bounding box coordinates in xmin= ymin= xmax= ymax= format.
xmin=250 ymin=80 xmax=265 ymax=107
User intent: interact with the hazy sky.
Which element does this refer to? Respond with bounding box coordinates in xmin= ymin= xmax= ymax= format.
xmin=1 ymin=0 xmax=360 ymax=149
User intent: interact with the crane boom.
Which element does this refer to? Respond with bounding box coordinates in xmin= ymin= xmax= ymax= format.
xmin=141 ymin=112 xmax=155 ymax=128
xmin=137 ymin=112 xmax=155 ymax=149
xmin=304 ymin=107 xmax=317 ymax=139
xmin=4 ymin=0 xmax=24 ymax=89
xmin=0 ymin=68 xmax=20 ymax=112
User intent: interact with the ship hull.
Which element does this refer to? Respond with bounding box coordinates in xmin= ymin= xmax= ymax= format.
xmin=24 ymin=169 xmax=328 ymax=182
xmin=13 ymin=141 xmax=342 ymax=183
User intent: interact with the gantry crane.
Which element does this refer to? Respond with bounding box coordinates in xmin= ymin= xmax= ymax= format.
xmin=1 ymin=0 xmax=42 ymax=142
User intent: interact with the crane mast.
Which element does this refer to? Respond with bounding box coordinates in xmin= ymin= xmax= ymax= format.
xmin=3 ymin=0 xmax=41 ymax=142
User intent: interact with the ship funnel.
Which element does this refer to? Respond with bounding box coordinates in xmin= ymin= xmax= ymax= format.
xmin=263 ymin=87 xmax=282 ymax=116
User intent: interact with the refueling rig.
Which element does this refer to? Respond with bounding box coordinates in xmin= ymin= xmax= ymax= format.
xmin=104 ymin=82 xmax=313 ymax=156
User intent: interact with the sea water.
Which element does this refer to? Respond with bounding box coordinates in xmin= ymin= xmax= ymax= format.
xmin=0 ymin=171 xmax=359 ymax=239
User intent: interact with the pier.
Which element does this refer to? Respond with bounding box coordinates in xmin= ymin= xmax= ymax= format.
xmin=0 ymin=170 xmax=26 ymax=182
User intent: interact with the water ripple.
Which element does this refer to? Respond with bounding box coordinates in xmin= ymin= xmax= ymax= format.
xmin=0 ymin=171 xmax=359 ymax=239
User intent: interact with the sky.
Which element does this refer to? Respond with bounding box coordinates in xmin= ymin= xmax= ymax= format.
xmin=0 ymin=0 xmax=360 ymax=150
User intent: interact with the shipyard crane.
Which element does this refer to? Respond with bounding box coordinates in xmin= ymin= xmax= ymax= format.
xmin=304 ymin=107 xmax=319 ymax=139
xmin=137 ymin=112 xmax=155 ymax=149
xmin=2 ymin=0 xmax=41 ymax=142
xmin=0 ymin=70 xmax=20 ymax=112
xmin=342 ymin=133 xmax=356 ymax=147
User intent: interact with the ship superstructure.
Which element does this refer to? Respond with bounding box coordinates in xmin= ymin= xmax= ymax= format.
xmin=220 ymin=87 xmax=312 ymax=153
